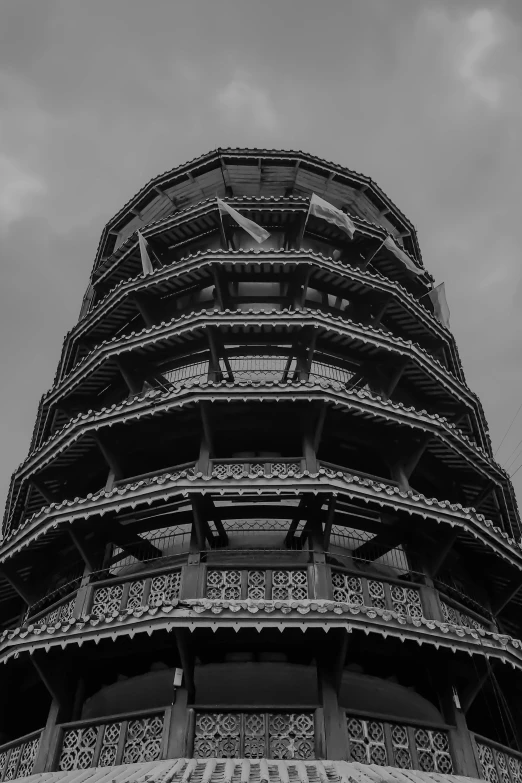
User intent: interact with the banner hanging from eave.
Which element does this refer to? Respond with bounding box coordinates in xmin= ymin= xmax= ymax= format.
xmin=138 ymin=231 xmax=154 ymax=275
xmin=217 ymin=197 xmax=271 ymax=244
xmin=309 ymin=193 xmax=356 ymax=239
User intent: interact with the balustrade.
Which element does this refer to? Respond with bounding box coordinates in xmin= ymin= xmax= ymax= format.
xmin=210 ymin=458 xmax=303 ymax=480
xmin=345 ymin=712 xmax=453 ymax=773
xmin=474 ymin=735 xmax=522 ymax=783
xmin=205 ymin=568 xmax=309 ymax=601
xmin=0 ymin=731 xmax=41 ymax=781
xmin=440 ymin=598 xmax=489 ymax=632
xmin=26 ymin=594 xmax=76 ymax=628
xmin=56 ymin=709 xmax=166 ymax=771
xmin=193 ymin=710 xmax=316 ymax=759
xmin=331 ymin=569 xmax=425 ymax=620
xmin=89 ymin=569 xmax=182 ymax=617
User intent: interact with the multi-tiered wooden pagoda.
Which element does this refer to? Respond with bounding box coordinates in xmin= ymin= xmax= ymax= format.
xmin=1 ymin=148 xmax=522 ymax=783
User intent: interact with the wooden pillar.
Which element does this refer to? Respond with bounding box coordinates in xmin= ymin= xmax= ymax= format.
xmin=166 ymin=687 xmax=190 ymax=757
xmin=317 ymin=630 xmax=349 ymax=760
xmin=441 ymin=685 xmax=481 ymax=778
xmin=32 ymin=699 xmax=62 ymax=774
xmin=309 ymin=514 xmax=329 ymax=600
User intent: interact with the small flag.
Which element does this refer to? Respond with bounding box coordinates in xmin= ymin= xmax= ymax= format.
xmin=217 ymin=197 xmax=270 ymax=244
xmin=383 ymin=236 xmax=423 ymax=276
xmin=428 ymin=282 xmax=450 ymax=328
xmin=138 ymin=231 xmax=154 ymax=275
xmin=308 ymin=193 xmax=356 ymax=239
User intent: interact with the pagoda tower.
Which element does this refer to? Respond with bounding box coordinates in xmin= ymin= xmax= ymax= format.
xmin=1 ymin=149 xmax=521 ymax=783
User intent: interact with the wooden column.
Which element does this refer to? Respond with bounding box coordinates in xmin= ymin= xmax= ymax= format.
xmin=441 ymin=684 xmax=481 ymax=778
xmin=317 ymin=629 xmax=349 ymax=759
xmin=166 ymin=687 xmax=190 ymax=758
xmin=32 ymin=699 xmax=62 ymax=774
xmin=308 ymin=512 xmax=329 ymax=600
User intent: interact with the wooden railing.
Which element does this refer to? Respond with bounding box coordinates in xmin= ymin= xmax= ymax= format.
xmin=191 ymin=708 xmax=317 ymax=759
xmin=87 ymin=568 xmax=182 ymax=617
xmin=331 ymin=568 xmax=425 ymax=620
xmin=0 ymin=729 xmax=42 ymax=781
xmin=206 ymin=566 xmax=309 ymax=601
xmin=344 ymin=710 xmax=454 ymax=773
xmin=55 ymin=708 xmax=167 ymax=771
xmin=473 ymin=733 xmax=522 ymax=783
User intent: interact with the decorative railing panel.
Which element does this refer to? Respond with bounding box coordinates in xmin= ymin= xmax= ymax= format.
xmin=475 ymin=737 xmax=522 ymax=783
xmin=212 ymin=459 xmax=302 ymax=480
xmin=0 ymin=732 xmax=41 ymax=781
xmin=440 ymin=599 xmax=488 ymax=633
xmin=90 ymin=570 xmax=181 ymax=617
xmin=206 ymin=569 xmax=309 ymax=601
xmin=345 ymin=714 xmax=453 ymax=773
xmin=193 ymin=711 xmax=315 ymax=759
xmin=57 ymin=711 xmax=165 ymax=771
xmin=332 ymin=571 xmax=424 ymax=620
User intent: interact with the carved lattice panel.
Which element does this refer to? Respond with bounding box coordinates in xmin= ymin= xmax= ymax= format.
xmin=477 ymin=743 xmax=501 ymax=783
xmin=508 ymin=754 xmax=522 ymax=783
xmin=3 ymin=746 xmax=21 ymax=782
xmin=346 ymin=717 xmax=387 ymax=765
xmin=441 ymin=600 xmax=487 ymax=632
xmin=91 ymin=584 xmax=124 ymax=618
xmin=124 ymin=580 xmax=145 ymax=612
xmin=331 ymin=572 xmax=364 ymax=605
xmin=0 ymin=751 xmax=8 ymax=780
xmin=367 ymin=580 xmax=387 ymax=610
xmin=414 ymin=728 xmax=453 ymax=773
xmin=206 ymin=570 xmax=242 ymax=600
xmin=271 ymin=570 xmax=308 ymax=600
xmin=194 ymin=712 xmax=315 ymax=759
xmin=194 ymin=713 xmax=241 ymax=758
xmin=16 ymin=738 xmax=40 ymax=779
xmin=390 ymin=724 xmax=412 ymax=769
xmin=390 ymin=585 xmax=424 ymax=620
xmin=121 ymin=715 xmax=163 ymax=763
xmin=59 ymin=726 xmax=98 ymax=770
xmin=268 ymin=713 xmax=315 ymax=759
xmin=98 ymin=722 xmax=122 ymax=767
xmin=247 ymin=570 xmax=266 ymax=600
xmin=149 ymin=572 xmax=181 ymax=605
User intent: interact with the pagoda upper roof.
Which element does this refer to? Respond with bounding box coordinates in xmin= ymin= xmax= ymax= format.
xmin=91 ymin=147 xmax=422 ymax=276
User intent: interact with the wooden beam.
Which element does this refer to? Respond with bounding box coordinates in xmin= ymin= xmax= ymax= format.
xmin=313 ymin=402 xmax=328 ymax=452
xmin=115 ymin=357 xmax=144 ymax=396
xmin=469 ymin=481 xmax=496 ymax=511
xmin=211 ymin=265 xmax=229 ymax=310
xmin=352 ymin=521 xmax=403 ymax=562
xmin=191 ymin=496 xmax=216 ymax=548
xmin=0 ymin=563 xmax=36 ymax=605
xmin=461 ymin=663 xmax=495 ymax=713
xmin=372 ymin=297 xmax=392 ymax=327
xmin=68 ymin=527 xmax=101 ymax=572
xmin=31 ymin=479 xmax=59 ymax=506
xmin=108 ymin=522 xmax=162 ymax=561
xmin=285 ymin=497 xmax=309 ymax=547
xmin=203 ymin=497 xmax=228 ymax=547
xmin=428 ymin=529 xmax=459 ymax=578
xmin=382 ymin=360 xmax=409 ymax=401
xmin=174 ymin=628 xmax=195 ymax=702
xmin=402 ymin=435 xmax=432 ymax=479
xmin=491 ymin=579 xmax=522 ymax=617
xmin=133 ymin=293 xmax=157 ymax=328
xmin=94 ymin=433 xmax=123 ymax=479
xmin=323 ymin=495 xmax=337 ymax=551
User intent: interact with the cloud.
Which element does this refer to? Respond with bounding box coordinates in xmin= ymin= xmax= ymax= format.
xmin=214 ymin=71 xmax=279 ymax=132
xmin=0 ymin=155 xmax=46 ymax=231
xmin=457 ymin=9 xmax=503 ymax=107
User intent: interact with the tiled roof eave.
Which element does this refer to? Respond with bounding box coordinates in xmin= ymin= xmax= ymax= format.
xmin=1 ymin=598 xmax=521 ymax=670
xmin=2 ymin=468 xmax=521 ymax=571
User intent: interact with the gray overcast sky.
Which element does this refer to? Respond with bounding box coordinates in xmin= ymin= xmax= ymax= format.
xmin=1 ymin=0 xmax=522 ymax=512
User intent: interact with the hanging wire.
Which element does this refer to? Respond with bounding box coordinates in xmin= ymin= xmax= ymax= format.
xmin=495 ymin=402 xmax=522 ymax=457
xmin=501 ymin=432 xmax=522 ymax=470
xmin=510 ymin=459 xmax=522 ymax=480
xmin=491 ymin=669 xmax=520 ymax=750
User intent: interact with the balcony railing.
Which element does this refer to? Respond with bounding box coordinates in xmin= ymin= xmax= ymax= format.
xmin=474 ymin=733 xmax=522 ymax=783
xmin=89 ymin=568 xmax=182 ymax=617
xmin=0 ymin=730 xmax=41 ymax=781
xmin=192 ymin=709 xmax=316 ymax=759
xmin=56 ymin=708 xmax=166 ymax=771
xmin=331 ymin=569 xmax=425 ymax=620
xmin=206 ymin=568 xmax=309 ymax=601
xmin=440 ymin=597 xmax=489 ymax=633
xmin=345 ymin=711 xmax=454 ymax=773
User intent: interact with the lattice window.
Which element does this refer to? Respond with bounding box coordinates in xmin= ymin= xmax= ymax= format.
xmin=59 ymin=726 xmax=98 ymax=770
xmin=91 ymin=584 xmax=124 ymax=617
xmin=271 ymin=570 xmax=308 ymax=600
xmin=346 ymin=717 xmax=387 ymax=765
xmin=247 ymin=571 xmax=266 ymax=600
xmin=149 ymin=572 xmax=181 ymax=605
xmin=331 ymin=572 xmax=364 ymax=605
xmin=194 ymin=712 xmax=315 ymax=759
xmin=98 ymin=723 xmax=121 ymax=767
xmin=125 ymin=580 xmax=145 ymax=612
xmin=414 ymin=728 xmax=453 ymax=773
xmin=206 ymin=570 xmax=242 ymax=600
xmin=121 ymin=715 xmax=163 ymax=763
xmin=390 ymin=585 xmax=424 ymax=620
xmin=367 ymin=579 xmax=386 ymax=609
xmin=477 ymin=742 xmax=522 ymax=783
xmin=390 ymin=724 xmax=412 ymax=769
